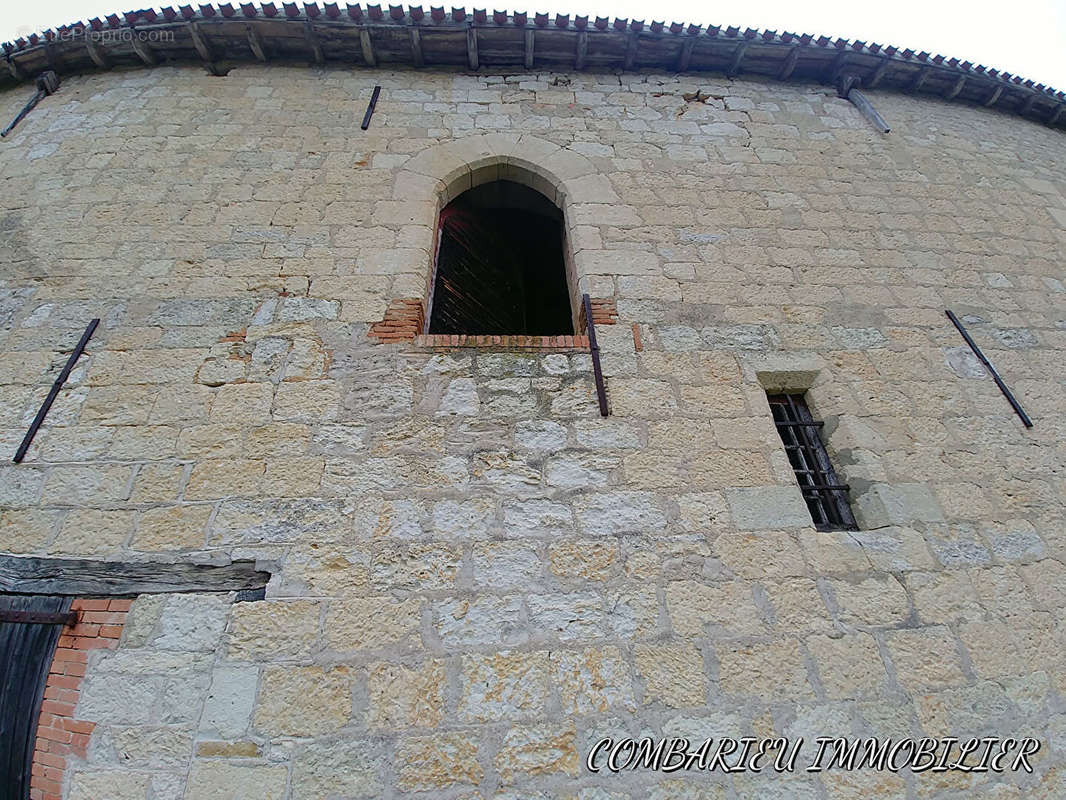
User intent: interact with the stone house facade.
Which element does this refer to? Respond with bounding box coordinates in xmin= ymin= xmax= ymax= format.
xmin=1 ymin=8 xmax=1065 ymax=799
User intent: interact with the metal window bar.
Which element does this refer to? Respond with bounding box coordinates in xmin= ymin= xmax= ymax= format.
xmin=767 ymin=393 xmax=857 ymax=531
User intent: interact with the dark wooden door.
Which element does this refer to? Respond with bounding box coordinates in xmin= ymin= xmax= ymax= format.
xmin=0 ymin=594 xmax=71 ymax=800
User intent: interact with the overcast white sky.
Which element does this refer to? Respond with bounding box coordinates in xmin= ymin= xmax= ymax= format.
xmin=3 ymin=0 xmax=1065 ymax=89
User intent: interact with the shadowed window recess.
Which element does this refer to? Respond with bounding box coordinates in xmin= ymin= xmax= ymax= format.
xmin=428 ymin=180 xmax=573 ymax=335
xmin=767 ymin=393 xmax=857 ymax=531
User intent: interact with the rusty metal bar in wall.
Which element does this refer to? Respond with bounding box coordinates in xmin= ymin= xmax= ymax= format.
xmin=946 ymin=309 xmax=1033 ymax=428
xmin=13 ymin=318 xmax=99 ymax=463
xmin=582 ymin=294 xmax=609 ymax=417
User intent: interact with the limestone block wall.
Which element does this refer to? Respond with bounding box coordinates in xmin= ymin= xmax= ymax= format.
xmin=0 ymin=62 xmax=1064 ymax=799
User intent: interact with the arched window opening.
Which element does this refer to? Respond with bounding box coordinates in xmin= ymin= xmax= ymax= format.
xmin=428 ymin=179 xmax=574 ymax=336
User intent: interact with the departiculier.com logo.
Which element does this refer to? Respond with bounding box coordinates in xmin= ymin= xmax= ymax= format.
xmin=586 ymin=736 xmax=1041 ymax=775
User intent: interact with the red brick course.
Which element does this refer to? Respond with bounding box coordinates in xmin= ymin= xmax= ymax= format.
xmin=370 ymin=297 xmax=618 ymax=346
xmin=29 ymin=597 xmax=129 ymax=800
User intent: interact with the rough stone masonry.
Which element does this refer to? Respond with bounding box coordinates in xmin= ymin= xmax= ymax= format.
xmin=0 ymin=52 xmax=1065 ymax=800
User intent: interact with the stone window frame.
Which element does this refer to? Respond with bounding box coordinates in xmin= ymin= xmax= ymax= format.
xmin=749 ymin=356 xmax=946 ymax=531
xmin=368 ymin=134 xmax=619 ymax=348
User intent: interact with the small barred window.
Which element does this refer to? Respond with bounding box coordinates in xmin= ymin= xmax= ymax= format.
xmin=767 ymin=393 xmax=857 ymax=531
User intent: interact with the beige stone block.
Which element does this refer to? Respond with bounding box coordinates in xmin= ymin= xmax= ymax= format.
xmin=907 ymin=570 xmax=983 ymax=624
xmin=679 ymin=384 xmax=749 ymax=416
xmin=128 ymin=464 xmax=184 ymax=503
xmin=211 ymin=382 xmax=274 ymax=422
xmin=178 ymin=422 xmax=246 ymax=460
xmin=395 ymin=732 xmax=483 ymax=791
xmin=550 ymin=646 xmax=635 ymax=714
xmin=763 ymin=578 xmax=834 ymax=635
xmin=133 ymin=505 xmax=211 ymax=551
xmin=798 ymin=529 xmax=872 ymax=574
xmin=290 ymin=738 xmax=381 ymax=799
xmin=0 ymin=509 xmax=58 ymax=552
xmin=608 ymin=379 xmax=677 ymax=416
xmin=634 ymin=642 xmax=706 ymax=707
xmin=830 ymin=576 xmax=910 ymax=626
xmin=68 ymin=770 xmax=151 ymax=800
xmin=273 ymin=380 xmax=341 ymax=422
xmin=195 ymin=740 xmax=260 ymax=757
xmin=957 ymin=620 xmax=1023 ymax=679
xmin=713 ymin=531 xmax=807 ymax=578
xmin=808 ymin=633 xmax=888 ymax=699
xmin=666 ymin=580 xmax=765 ymax=637
xmin=548 ymin=540 xmax=618 ymax=581
xmin=245 ymin=423 xmax=312 ymax=458
xmin=227 ymin=599 xmax=321 ymax=660
xmin=184 ymin=762 xmax=288 ymax=800
xmin=717 ymin=638 xmax=815 ymax=700
xmin=366 ymin=660 xmax=446 ymax=730
xmin=254 ymin=665 xmax=351 ymax=736
xmin=185 ymin=460 xmax=264 ymax=500
xmin=884 ymin=627 xmax=967 ymax=692
xmin=677 ymin=492 xmax=731 ymax=533
xmin=52 ymin=509 xmax=133 ymax=555
xmin=262 ymin=457 xmax=324 ymax=496
xmin=495 ymin=723 xmax=579 ymax=782
xmin=459 ymin=651 xmax=549 ymax=722
xmin=324 ymin=596 xmax=422 ymax=651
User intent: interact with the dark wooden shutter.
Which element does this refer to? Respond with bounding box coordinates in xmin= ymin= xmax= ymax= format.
xmin=0 ymin=594 xmax=72 ymax=800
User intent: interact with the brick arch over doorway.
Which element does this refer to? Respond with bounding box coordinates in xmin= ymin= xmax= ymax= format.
xmin=368 ymin=134 xmax=618 ymax=345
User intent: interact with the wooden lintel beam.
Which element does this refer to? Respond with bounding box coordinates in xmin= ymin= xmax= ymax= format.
xmin=623 ymin=32 xmax=638 ymax=71
xmin=410 ymin=27 xmax=423 ymax=67
xmin=575 ymin=30 xmax=588 ymax=70
xmin=677 ymin=35 xmax=695 ymax=73
xmin=466 ymin=26 xmax=478 ymax=70
xmin=727 ymin=40 xmax=748 ymax=77
xmin=867 ymin=57 xmax=889 ymax=88
xmin=910 ymin=66 xmax=930 ymax=92
xmin=524 ymin=28 xmax=534 ymax=69
xmin=945 ymin=75 xmax=965 ymax=101
xmin=246 ymin=25 xmax=267 ymax=61
xmin=0 ymin=554 xmax=272 ymax=596
xmin=129 ymin=31 xmax=157 ymax=65
xmin=984 ymin=85 xmax=1002 ymax=107
xmin=304 ymin=19 xmax=324 ymax=64
xmin=1048 ymin=105 xmax=1064 ymax=127
xmin=85 ymin=38 xmax=109 ymax=68
xmin=777 ymin=46 xmax=799 ymax=81
xmin=359 ymin=28 xmax=376 ymax=66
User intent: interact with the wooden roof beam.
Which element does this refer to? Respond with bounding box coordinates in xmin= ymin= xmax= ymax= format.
xmin=727 ymin=40 xmax=748 ymax=77
xmin=129 ymin=31 xmax=157 ymax=65
xmin=777 ymin=46 xmax=798 ymax=81
xmin=677 ymin=35 xmax=695 ymax=73
xmin=5 ymin=58 xmax=24 ymax=80
xmin=984 ymin=85 xmax=1002 ymax=107
xmin=910 ymin=66 xmax=930 ymax=92
xmin=85 ymin=38 xmax=109 ymax=68
xmin=945 ymin=75 xmax=965 ymax=100
xmin=410 ymin=27 xmax=423 ymax=67
xmin=867 ymin=57 xmax=889 ymax=89
xmin=359 ymin=27 xmax=376 ymax=66
xmin=466 ymin=26 xmax=478 ymax=69
xmin=524 ymin=28 xmax=534 ymax=68
xmin=624 ymin=32 xmax=638 ymax=70
xmin=1049 ymin=105 xmax=1064 ymax=127
xmin=1020 ymin=93 xmax=1037 ymax=115
xmin=575 ymin=30 xmax=587 ymax=70
xmin=304 ymin=19 xmax=324 ymax=64
xmin=246 ymin=25 xmax=267 ymax=61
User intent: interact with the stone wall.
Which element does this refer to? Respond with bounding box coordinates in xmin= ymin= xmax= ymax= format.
xmin=0 ymin=62 xmax=1065 ymax=799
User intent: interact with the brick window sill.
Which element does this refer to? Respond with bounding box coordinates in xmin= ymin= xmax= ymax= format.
xmin=413 ymin=334 xmax=590 ymax=350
